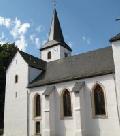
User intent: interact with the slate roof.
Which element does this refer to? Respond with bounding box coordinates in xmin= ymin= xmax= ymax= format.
xmin=19 ymin=51 xmax=46 ymax=70
xmin=28 ymin=46 xmax=115 ymax=88
xmin=109 ymin=33 xmax=120 ymax=42
xmin=40 ymin=40 xmax=72 ymax=51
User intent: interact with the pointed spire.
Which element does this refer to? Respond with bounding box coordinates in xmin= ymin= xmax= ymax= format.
xmin=40 ymin=9 xmax=72 ymax=52
xmin=48 ymin=9 xmax=64 ymax=42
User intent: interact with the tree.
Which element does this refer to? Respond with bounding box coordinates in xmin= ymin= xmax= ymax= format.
xmin=0 ymin=43 xmax=18 ymax=129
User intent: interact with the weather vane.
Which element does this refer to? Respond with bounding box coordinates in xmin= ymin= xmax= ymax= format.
xmin=52 ymin=0 xmax=56 ymax=9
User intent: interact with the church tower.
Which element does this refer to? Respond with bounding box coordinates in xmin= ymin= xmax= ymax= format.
xmin=40 ymin=9 xmax=72 ymax=62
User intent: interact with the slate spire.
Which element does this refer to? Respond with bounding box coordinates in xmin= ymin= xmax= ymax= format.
xmin=40 ymin=9 xmax=72 ymax=52
xmin=48 ymin=9 xmax=64 ymax=42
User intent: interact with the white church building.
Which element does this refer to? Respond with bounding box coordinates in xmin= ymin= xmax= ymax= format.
xmin=4 ymin=9 xmax=120 ymax=136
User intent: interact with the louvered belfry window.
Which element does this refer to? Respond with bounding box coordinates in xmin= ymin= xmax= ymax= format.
xmin=47 ymin=51 xmax=51 ymax=59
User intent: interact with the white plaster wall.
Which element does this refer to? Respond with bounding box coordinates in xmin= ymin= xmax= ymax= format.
xmin=29 ymin=87 xmax=45 ymax=136
xmin=29 ymin=74 xmax=120 ymax=136
xmin=60 ymin=46 xmax=71 ymax=58
xmin=28 ymin=67 xmax=42 ymax=83
xmin=41 ymin=45 xmax=71 ymax=62
xmin=84 ymin=74 xmax=120 ymax=136
xmin=112 ymin=41 xmax=120 ymax=125
xmin=29 ymin=87 xmax=56 ymax=136
xmin=4 ymin=52 xmax=29 ymax=136
xmin=49 ymin=90 xmax=56 ymax=136
xmin=41 ymin=45 xmax=61 ymax=62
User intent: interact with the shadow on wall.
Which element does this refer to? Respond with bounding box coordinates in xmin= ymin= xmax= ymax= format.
xmin=85 ymin=86 xmax=100 ymax=136
xmin=54 ymin=90 xmax=66 ymax=136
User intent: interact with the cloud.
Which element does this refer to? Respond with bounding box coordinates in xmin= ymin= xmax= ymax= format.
xmin=10 ymin=18 xmax=30 ymax=39
xmin=0 ymin=16 xmax=47 ymax=52
xmin=15 ymin=35 xmax=27 ymax=51
xmin=0 ymin=40 xmax=6 ymax=45
xmin=36 ymin=25 xmax=45 ymax=33
xmin=30 ymin=34 xmax=36 ymax=42
xmin=42 ymin=40 xmax=47 ymax=45
xmin=0 ymin=16 xmax=12 ymax=28
xmin=10 ymin=18 xmax=30 ymax=51
xmin=0 ymin=16 xmax=31 ymax=50
xmin=35 ymin=37 xmax=41 ymax=48
xmin=0 ymin=32 xmax=7 ymax=44
xmin=19 ymin=23 xmax=30 ymax=34
xmin=30 ymin=34 xmax=41 ymax=49
xmin=0 ymin=32 xmax=5 ymax=40
xmin=82 ymin=36 xmax=91 ymax=45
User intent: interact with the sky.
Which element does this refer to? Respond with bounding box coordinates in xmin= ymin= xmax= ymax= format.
xmin=0 ymin=0 xmax=120 ymax=57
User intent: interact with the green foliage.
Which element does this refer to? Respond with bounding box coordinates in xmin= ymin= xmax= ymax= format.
xmin=0 ymin=129 xmax=3 ymax=135
xmin=0 ymin=43 xmax=18 ymax=67
xmin=0 ymin=43 xmax=18 ymax=129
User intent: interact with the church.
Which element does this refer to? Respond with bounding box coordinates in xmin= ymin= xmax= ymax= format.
xmin=3 ymin=8 xmax=120 ymax=136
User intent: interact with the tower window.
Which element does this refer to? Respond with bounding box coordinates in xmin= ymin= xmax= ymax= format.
xmin=15 ymin=75 xmax=18 ymax=83
xmin=35 ymin=121 xmax=40 ymax=134
xmin=62 ymin=89 xmax=72 ymax=117
xmin=47 ymin=51 xmax=51 ymax=59
xmin=93 ymin=84 xmax=106 ymax=116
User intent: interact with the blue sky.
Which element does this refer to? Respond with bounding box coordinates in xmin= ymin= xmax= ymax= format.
xmin=0 ymin=0 xmax=120 ymax=57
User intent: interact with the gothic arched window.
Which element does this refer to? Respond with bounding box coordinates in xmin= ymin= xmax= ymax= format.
xmin=93 ymin=84 xmax=106 ymax=116
xmin=63 ymin=89 xmax=72 ymax=117
xmin=34 ymin=94 xmax=41 ymax=117
xmin=47 ymin=51 xmax=51 ymax=59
